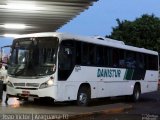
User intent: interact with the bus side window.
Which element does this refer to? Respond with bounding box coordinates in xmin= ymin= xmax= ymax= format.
xmin=112 ymin=48 xmax=119 ymax=67
xmin=81 ymin=43 xmax=88 ymax=65
xmin=118 ymin=49 xmax=125 ymax=68
xmin=59 ymin=46 xmax=74 ymax=70
xmin=125 ymin=51 xmax=136 ymax=69
xmin=81 ymin=43 xmax=96 ymax=66
xmin=75 ymin=41 xmax=82 ymax=65
xmin=88 ymin=44 xmax=96 ymax=66
xmin=148 ymin=55 xmax=158 ymax=70
xmin=136 ymin=53 xmax=145 ymax=69
xmin=103 ymin=46 xmax=110 ymax=67
xmin=96 ymin=45 xmax=104 ymax=67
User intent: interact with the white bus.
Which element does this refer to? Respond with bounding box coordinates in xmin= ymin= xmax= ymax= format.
xmin=6 ymin=32 xmax=159 ymax=106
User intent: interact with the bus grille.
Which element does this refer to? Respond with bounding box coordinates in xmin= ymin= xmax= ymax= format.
xmin=13 ymin=83 xmax=40 ymax=87
xmin=26 ymin=83 xmax=39 ymax=87
xmin=14 ymin=83 xmax=25 ymax=86
xmin=16 ymin=87 xmax=38 ymax=90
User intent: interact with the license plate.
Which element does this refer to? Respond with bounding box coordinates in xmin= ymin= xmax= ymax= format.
xmin=22 ymin=91 xmax=30 ymax=96
xmin=28 ymin=97 xmax=34 ymax=101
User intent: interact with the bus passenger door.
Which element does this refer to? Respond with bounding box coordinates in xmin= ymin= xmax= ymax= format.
xmin=58 ymin=40 xmax=76 ymax=100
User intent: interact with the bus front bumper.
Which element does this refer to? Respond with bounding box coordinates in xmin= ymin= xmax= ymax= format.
xmin=6 ymin=85 xmax=58 ymax=100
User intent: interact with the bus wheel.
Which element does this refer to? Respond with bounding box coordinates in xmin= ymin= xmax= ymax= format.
xmin=132 ymin=85 xmax=141 ymax=102
xmin=77 ymin=87 xmax=90 ymax=106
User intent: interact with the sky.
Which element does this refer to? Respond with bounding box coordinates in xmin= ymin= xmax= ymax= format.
xmin=0 ymin=0 xmax=160 ymax=49
xmin=58 ymin=0 xmax=160 ymax=36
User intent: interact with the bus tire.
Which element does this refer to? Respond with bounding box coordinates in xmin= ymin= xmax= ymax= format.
xmin=132 ymin=85 xmax=141 ymax=102
xmin=77 ymin=87 xmax=91 ymax=106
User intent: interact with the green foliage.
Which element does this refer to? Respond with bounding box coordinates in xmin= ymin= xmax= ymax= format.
xmin=108 ymin=14 xmax=160 ymax=52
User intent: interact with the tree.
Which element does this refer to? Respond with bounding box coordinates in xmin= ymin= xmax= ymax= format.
xmin=107 ymin=14 xmax=160 ymax=52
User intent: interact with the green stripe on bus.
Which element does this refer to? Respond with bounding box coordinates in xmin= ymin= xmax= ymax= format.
xmin=124 ymin=69 xmax=134 ymax=80
xmin=124 ymin=69 xmax=128 ymax=80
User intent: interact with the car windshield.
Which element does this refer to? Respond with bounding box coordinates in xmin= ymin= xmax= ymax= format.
xmin=8 ymin=37 xmax=59 ymax=77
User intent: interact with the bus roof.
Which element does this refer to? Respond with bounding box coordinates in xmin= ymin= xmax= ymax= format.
xmin=15 ymin=32 xmax=158 ymax=56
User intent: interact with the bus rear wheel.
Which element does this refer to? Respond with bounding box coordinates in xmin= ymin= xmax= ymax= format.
xmin=77 ymin=87 xmax=90 ymax=106
xmin=132 ymin=85 xmax=141 ymax=102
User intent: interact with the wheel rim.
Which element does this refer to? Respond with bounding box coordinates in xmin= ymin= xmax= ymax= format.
xmin=79 ymin=93 xmax=87 ymax=105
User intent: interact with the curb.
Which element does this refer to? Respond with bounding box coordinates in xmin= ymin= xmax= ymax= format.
xmin=66 ymin=104 xmax=133 ymax=120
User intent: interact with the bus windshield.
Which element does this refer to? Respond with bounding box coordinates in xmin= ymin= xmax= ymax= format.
xmin=8 ymin=37 xmax=59 ymax=77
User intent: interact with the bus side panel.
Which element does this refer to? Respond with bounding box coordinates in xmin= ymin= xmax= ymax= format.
xmin=141 ymin=70 xmax=159 ymax=93
xmin=97 ymin=69 xmax=134 ymax=98
xmin=56 ymin=66 xmax=99 ymax=101
xmin=57 ymin=66 xmax=138 ymax=101
xmin=57 ymin=81 xmax=99 ymax=101
xmin=56 ymin=67 xmax=159 ymax=101
xmin=97 ymin=81 xmax=135 ymax=98
xmin=56 ymin=81 xmax=79 ymax=101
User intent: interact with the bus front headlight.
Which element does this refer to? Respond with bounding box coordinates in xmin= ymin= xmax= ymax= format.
xmin=39 ymin=77 xmax=54 ymax=89
xmin=7 ymin=81 xmax=14 ymax=87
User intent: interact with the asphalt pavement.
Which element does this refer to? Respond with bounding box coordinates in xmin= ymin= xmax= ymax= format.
xmin=0 ymin=91 xmax=133 ymax=120
xmin=1 ymin=86 xmax=159 ymax=120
